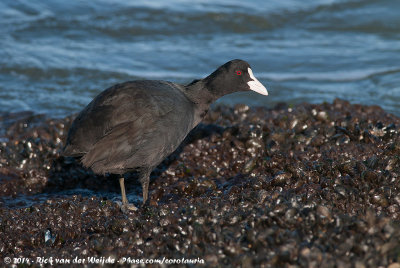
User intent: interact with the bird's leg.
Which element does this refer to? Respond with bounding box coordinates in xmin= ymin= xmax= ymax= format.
xmin=119 ymin=177 xmax=128 ymax=205
xmin=142 ymin=180 xmax=149 ymax=204
xmin=119 ymin=176 xmax=137 ymax=212
xmin=139 ymin=168 xmax=152 ymax=205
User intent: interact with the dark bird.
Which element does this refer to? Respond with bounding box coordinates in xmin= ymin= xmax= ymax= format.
xmin=63 ymin=59 xmax=268 ymax=211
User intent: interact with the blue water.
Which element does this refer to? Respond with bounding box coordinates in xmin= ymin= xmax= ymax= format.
xmin=1 ymin=0 xmax=399 ymax=117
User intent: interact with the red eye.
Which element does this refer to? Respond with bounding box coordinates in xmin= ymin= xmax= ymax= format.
xmin=236 ymin=70 xmax=242 ymax=75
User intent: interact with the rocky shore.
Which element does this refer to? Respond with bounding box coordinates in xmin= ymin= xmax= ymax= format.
xmin=1 ymin=99 xmax=400 ymax=267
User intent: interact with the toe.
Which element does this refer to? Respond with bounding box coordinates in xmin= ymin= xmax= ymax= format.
xmin=120 ymin=203 xmax=138 ymax=213
xmin=116 ymin=201 xmax=138 ymax=213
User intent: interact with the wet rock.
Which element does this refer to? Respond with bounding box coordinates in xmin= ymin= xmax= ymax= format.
xmin=271 ymin=171 xmax=291 ymax=186
xmin=316 ymin=205 xmax=332 ymax=220
xmin=1 ymin=99 xmax=400 ymax=266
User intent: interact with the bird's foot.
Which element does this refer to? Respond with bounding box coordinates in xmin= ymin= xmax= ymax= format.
xmin=116 ymin=201 xmax=138 ymax=213
xmin=121 ymin=203 xmax=138 ymax=213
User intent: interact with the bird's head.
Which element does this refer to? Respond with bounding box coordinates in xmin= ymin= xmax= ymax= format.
xmin=205 ymin=59 xmax=268 ymax=97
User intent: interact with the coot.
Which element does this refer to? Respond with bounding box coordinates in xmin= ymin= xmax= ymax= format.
xmin=63 ymin=59 xmax=268 ymax=211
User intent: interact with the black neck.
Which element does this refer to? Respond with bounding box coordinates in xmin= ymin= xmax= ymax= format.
xmin=184 ymin=79 xmax=216 ymax=105
xmin=184 ymin=70 xmax=234 ymax=105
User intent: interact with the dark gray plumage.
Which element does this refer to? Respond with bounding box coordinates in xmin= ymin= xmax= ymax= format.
xmin=63 ymin=59 xmax=268 ymax=211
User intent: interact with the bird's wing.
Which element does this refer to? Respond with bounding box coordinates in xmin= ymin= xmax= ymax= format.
xmin=63 ymin=81 xmax=181 ymax=156
xmin=65 ymin=81 xmax=194 ymax=174
xmin=81 ymin=117 xmax=155 ymax=174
